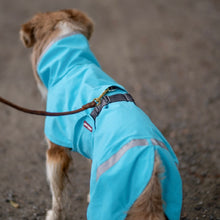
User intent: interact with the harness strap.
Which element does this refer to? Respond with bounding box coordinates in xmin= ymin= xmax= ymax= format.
xmin=90 ymin=93 xmax=135 ymax=120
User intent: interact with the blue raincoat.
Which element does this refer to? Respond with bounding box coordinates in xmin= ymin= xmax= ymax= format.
xmin=37 ymin=33 xmax=182 ymax=220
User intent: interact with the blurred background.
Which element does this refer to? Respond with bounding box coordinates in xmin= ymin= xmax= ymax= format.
xmin=0 ymin=0 xmax=219 ymax=219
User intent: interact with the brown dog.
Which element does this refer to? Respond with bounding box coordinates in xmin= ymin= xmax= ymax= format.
xmin=20 ymin=9 xmax=181 ymax=220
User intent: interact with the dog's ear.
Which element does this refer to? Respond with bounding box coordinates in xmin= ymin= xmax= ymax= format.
xmin=20 ymin=21 xmax=36 ymax=48
xmin=84 ymin=19 xmax=94 ymax=40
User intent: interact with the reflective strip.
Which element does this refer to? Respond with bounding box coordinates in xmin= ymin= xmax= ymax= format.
xmin=151 ymin=139 xmax=168 ymax=151
xmin=96 ymin=139 xmax=148 ymax=181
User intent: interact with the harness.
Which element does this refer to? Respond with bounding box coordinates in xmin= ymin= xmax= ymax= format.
xmin=91 ymin=93 xmax=135 ymax=120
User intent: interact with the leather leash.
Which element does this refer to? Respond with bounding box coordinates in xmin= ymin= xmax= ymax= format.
xmin=0 ymin=88 xmax=111 ymax=117
xmin=0 ymin=96 xmax=96 ymax=116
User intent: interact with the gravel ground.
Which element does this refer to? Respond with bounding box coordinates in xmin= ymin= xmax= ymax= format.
xmin=0 ymin=0 xmax=219 ymax=219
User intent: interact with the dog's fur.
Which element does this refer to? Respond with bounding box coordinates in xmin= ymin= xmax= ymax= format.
xmin=20 ymin=9 xmax=166 ymax=220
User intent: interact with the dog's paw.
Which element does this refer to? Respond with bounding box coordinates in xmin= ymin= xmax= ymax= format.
xmin=46 ymin=210 xmax=63 ymax=220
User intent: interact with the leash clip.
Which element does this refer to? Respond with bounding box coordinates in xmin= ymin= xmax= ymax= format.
xmin=93 ymin=88 xmax=110 ymax=106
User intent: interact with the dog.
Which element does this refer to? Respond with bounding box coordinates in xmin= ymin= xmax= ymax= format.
xmin=20 ymin=9 xmax=182 ymax=220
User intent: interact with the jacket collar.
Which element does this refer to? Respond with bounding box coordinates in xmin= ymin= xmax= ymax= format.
xmin=37 ymin=33 xmax=100 ymax=88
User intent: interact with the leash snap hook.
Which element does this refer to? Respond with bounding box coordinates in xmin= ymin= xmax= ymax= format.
xmin=93 ymin=88 xmax=110 ymax=106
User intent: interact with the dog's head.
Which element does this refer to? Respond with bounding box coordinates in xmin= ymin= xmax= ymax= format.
xmin=20 ymin=9 xmax=94 ymax=92
xmin=20 ymin=9 xmax=93 ymax=48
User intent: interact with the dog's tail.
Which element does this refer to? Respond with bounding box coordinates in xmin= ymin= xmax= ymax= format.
xmin=126 ymin=153 xmax=167 ymax=220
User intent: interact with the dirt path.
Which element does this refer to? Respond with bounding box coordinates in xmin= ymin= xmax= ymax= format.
xmin=0 ymin=0 xmax=219 ymax=219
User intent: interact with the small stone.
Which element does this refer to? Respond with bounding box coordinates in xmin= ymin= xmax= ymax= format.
xmin=198 ymin=201 xmax=203 ymax=205
xmin=190 ymin=166 xmax=197 ymax=174
xmin=195 ymin=201 xmax=203 ymax=211
xmin=196 ymin=178 xmax=201 ymax=184
xmin=195 ymin=205 xmax=202 ymax=211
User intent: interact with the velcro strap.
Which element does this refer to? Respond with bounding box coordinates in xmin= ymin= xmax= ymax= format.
xmin=90 ymin=93 xmax=135 ymax=120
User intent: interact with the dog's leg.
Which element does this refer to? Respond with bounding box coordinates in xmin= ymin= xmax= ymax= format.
xmin=126 ymin=154 xmax=166 ymax=220
xmin=87 ymin=159 xmax=92 ymax=203
xmin=46 ymin=141 xmax=72 ymax=220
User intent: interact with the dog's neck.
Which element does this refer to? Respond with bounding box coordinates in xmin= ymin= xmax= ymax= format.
xmin=56 ymin=21 xmax=83 ymax=37
xmin=37 ymin=31 xmax=80 ymax=66
xmin=37 ymin=33 xmax=100 ymax=89
xmin=39 ymin=22 xmax=83 ymax=63
xmin=32 ymin=22 xmax=89 ymax=99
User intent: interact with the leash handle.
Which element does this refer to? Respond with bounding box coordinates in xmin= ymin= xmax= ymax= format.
xmin=0 ymin=96 xmax=97 ymax=116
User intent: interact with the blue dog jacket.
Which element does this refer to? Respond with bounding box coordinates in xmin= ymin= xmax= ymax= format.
xmin=37 ymin=33 xmax=182 ymax=220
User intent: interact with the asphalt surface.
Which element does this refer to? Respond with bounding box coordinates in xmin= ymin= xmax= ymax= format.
xmin=0 ymin=0 xmax=219 ymax=219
